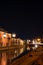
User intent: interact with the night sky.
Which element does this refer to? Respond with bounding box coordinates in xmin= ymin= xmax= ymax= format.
xmin=0 ymin=2 xmax=43 ymax=39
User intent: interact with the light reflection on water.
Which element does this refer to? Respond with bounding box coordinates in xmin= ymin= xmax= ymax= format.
xmin=0 ymin=48 xmax=24 ymax=65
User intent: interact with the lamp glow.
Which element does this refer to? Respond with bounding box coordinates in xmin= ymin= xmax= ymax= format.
xmin=12 ymin=33 xmax=16 ymax=38
xmin=3 ymin=33 xmax=6 ymax=38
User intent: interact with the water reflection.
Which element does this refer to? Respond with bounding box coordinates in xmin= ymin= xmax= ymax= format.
xmin=0 ymin=48 xmax=24 ymax=65
xmin=1 ymin=53 xmax=7 ymax=65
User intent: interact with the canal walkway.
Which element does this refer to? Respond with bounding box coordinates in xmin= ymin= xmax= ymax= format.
xmin=0 ymin=45 xmax=24 ymax=51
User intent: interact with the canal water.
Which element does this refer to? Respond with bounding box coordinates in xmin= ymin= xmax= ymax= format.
xmin=0 ymin=48 xmax=24 ymax=65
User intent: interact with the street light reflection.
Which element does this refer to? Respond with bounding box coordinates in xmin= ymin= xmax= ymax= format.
xmin=35 ymin=44 xmax=38 ymax=48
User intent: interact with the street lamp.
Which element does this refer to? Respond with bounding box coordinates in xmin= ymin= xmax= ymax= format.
xmin=12 ymin=33 xmax=16 ymax=46
xmin=12 ymin=33 xmax=16 ymax=38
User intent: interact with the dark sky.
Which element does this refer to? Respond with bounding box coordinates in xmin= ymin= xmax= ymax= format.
xmin=0 ymin=2 xmax=43 ymax=39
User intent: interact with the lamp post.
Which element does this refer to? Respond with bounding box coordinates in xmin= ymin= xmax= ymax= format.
xmin=8 ymin=37 xmax=11 ymax=47
xmin=12 ymin=33 xmax=16 ymax=46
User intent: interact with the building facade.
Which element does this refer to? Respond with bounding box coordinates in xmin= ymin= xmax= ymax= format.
xmin=0 ymin=28 xmax=24 ymax=47
xmin=0 ymin=28 xmax=11 ymax=47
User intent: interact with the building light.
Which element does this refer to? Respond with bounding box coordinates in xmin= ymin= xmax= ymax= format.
xmin=3 ymin=33 xmax=6 ymax=38
xmin=27 ymin=40 xmax=31 ymax=44
xmin=32 ymin=40 xmax=35 ymax=44
xmin=37 ymin=38 xmax=41 ymax=42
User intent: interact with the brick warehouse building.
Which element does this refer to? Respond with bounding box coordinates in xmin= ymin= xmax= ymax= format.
xmin=0 ymin=28 xmax=12 ymax=47
xmin=0 ymin=28 xmax=24 ymax=47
